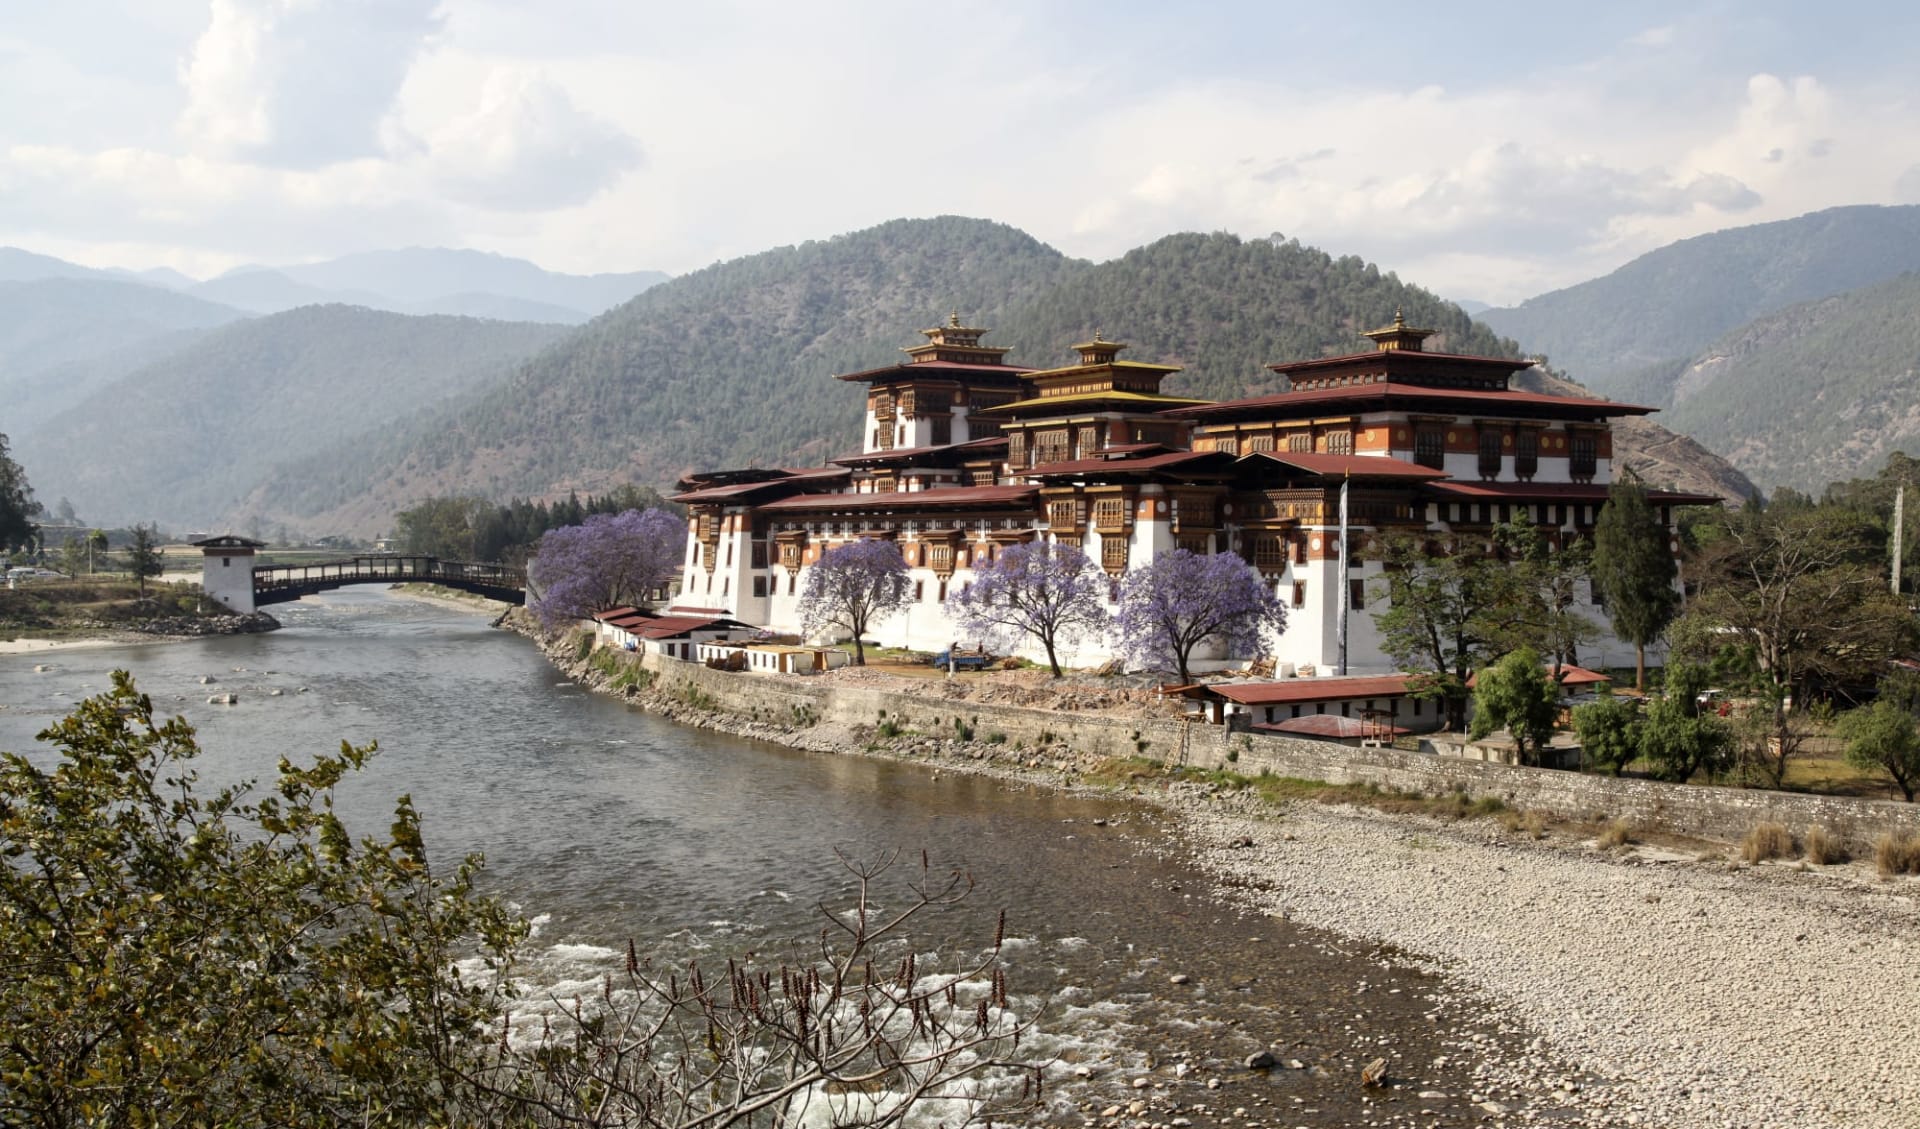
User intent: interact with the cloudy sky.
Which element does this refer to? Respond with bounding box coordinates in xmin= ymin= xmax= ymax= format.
xmin=4 ymin=0 xmax=1917 ymax=304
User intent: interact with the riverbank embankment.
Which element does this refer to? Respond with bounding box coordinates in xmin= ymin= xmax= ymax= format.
xmin=512 ymin=613 xmax=1920 ymax=1129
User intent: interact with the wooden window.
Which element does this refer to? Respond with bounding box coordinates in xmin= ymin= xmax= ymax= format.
xmin=1414 ymin=428 xmax=1445 ymax=469
xmin=1007 ymin=431 xmax=1027 ymax=468
xmin=1287 ymin=431 xmax=1313 ymax=453
xmin=1478 ymin=430 xmax=1502 ymax=477
xmin=750 ymin=541 xmax=767 ymax=569
xmin=1247 ymin=434 xmax=1276 ymax=453
xmin=1253 ymin=536 xmax=1288 ymax=574
xmin=788 ymin=572 xmax=797 ymax=595
xmin=1177 ymin=536 xmax=1209 ymax=554
xmin=1291 ymin=580 xmax=1307 ymax=608
xmin=1034 ymin=429 xmax=1071 ymax=465
xmin=1093 ymin=497 xmax=1128 ymax=530
xmin=1325 ymin=430 xmax=1353 ymax=455
xmin=938 ymin=580 xmax=948 ymax=602
xmin=1515 ymin=429 xmax=1539 ymax=479
xmin=752 ymin=576 xmax=767 ymax=598
xmin=1048 ymin=500 xmax=1079 ymax=530
xmin=914 ymin=580 xmax=925 ymax=601
xmin=1293 ymin=536 xmax=1309 ymax=565
xmin=1102 ymin=538 xmax=1129 ymax=574
xmin=932 ymin=415 xmax=952 ymax=446
xmin=1075 ymin=426 xmax=1099 ymax=460
xmin=1350 ymin=578 xmax=1367 ymax=610
xmin=1570 ymin=433 xmax=1597 ymax=479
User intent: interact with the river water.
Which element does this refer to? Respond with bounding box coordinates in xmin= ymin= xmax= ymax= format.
xmin=0 ymin=590 xmax=1526 ymax=1126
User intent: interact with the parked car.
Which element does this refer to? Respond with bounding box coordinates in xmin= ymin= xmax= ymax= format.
xmin=6 ymin=567 xmax=64 ymax=584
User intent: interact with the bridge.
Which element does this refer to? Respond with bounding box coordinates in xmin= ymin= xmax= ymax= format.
xmin=192 ymin=536 xmax=526 ymax=613
xmin=252 ymin=555 xmax=527 ymax=607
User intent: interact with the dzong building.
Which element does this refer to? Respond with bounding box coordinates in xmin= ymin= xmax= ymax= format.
xmin=669 ymin=313 xmax=1710 ymax=675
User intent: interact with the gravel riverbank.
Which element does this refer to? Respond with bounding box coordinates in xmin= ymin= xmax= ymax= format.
xmin=517 ymin=617 xmax=1920 ymax=1129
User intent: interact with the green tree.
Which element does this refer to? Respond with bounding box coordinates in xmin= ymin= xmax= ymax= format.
xmin=1639 ymin=693 xmax=1734 ymax=783
xmin=0 ymin=672 xmax=524 ymax=1127
xmin=1367 ymin=530 xmax=1528 ymax=730
xmin=0 ymin=432 xmax=40 ymax=554
xmin=393 ymin=496 xmax=488 ymax=559
xmin=1498 ymin=521 xmax=1599 ymax=671
xmin=2 ymin=676 xmax=1043 ymax=1128
xmin=1571 ymin=693 xmax=1642 ymax=775
xmin=1592 ymin=470 xmax=1680 ymax=690
xmin=1469 ymin=646 xmax=1561 ymax=767
xmin=1683 ymin=505 xmax=1916 ymax=785
xmin=1836 ymin=698 xmax=1920 ymax=801
xmin=125 ymin=522 xmax=165 ymax=595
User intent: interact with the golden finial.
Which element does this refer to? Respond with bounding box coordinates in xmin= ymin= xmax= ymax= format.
xmin=949 ymin=311 xmax=961 ymax=328
xmin=1093 ymin=330 xmax=1105 ymax=343
xmin=1393 ymin=308 xmax=1406 ymax=327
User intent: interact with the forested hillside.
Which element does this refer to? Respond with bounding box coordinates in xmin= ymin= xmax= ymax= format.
xmin=19 ymin=307 xmax=568 ymax=528
xmin=243 ymin=217 xmax=1082 ymax=532
xmin=1480 ymin=205 xmax=1920 ymax=389
xmin=0 ymin=279 xmax=246 ymax=430
xmin=994 ymin=232 xmax=1515 ymax=401
xmin=242 ymin=220 xmax=1740 ymax=537
xmin=1646 ymin=273 xmax=1920 ymax=495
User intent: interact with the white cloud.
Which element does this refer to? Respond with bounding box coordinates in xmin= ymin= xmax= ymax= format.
xmin=176 ymin=0 xmax=443 ymax=167
xmin=416 ymin=67 xmax=642 ymax=211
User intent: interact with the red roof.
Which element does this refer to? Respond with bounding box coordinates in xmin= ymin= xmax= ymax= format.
xmin=835 ymin=359 xmax=1035 ymax=383
xmin=1424 ymin=481 xmax=1720 ymax=505
xmin=1169 ymin=383 xmax=1655 ymax=421
xmin=671 ymin=467 xmax=850 ymax=504
xmin=1210 ymin=675 xmax=1413 ymax=705
xmin=1267 ymin=348 xmax=1535 ymax=377
xmin=633 ymin=615 xmax=731 ymax=640
xmin=1467 ymin=663 xmax=1612 ymax=690
xmin=1255 ymin=715 xmax=1411 ymax=739
xmin=1025 ymin=450 xmax=1234 ymax=477
xmin=832 ymin=437 xmax=1007 ymax=466
xmin=1239 ymin=451 xmax=1449 ymax=480
xmin=757 ymin=485 xmax=1038 ymax=512
xmin=592 ymin=606 xmax=641 ymax=622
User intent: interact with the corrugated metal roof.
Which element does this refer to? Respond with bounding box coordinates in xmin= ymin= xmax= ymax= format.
xmin=1254 ymin=714 xmax=1411 ymax=738
xmin=1026 ymin=450 xmax=1231 ymax=477
xmin=1210 ymin=675 xmax=1413 ymax=705
xmin=1169 ymin=383 xmax=1655 ymax=420
xmin=1239 ymin=451 xmax=1449 ymax=479
xmin=757 ymin=485 xmax=1038 ymax=512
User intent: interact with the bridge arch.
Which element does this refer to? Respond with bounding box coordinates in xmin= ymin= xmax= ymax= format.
xmin=193 ymin=537 xmax=526 ymax=613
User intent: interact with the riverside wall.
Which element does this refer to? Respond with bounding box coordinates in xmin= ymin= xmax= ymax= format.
xmin=568 ymin=630 xmax=1920 ymax=856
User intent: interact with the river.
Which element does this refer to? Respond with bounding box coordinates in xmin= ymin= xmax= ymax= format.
xmin=0 ymin=589 xmax=1525 ymax=1126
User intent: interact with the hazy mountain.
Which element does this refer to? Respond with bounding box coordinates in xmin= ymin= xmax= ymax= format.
xmin=400 ymin=292 xmax=596 ymax=324
xmin=273 ymin=247 xmax=669 ymax=315
xmin=1480 ymin=204 xmax=1920 ymax=389
xmin=0 ymin=247 xmax=111 ymax=282
xmin=1633 ymin=273 xmax=1920 ymax=496
xmin=238 ymin=219 xmax=1738 ymax=537
xmin=18 ymin=306 xmax=568 ymax=528
xmin=186 ymin=269 xmax=390 ymax=314
xmin=0 ymin=278 xmax=247 ymax=431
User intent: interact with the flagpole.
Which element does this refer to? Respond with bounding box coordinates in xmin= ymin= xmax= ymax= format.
xmin=1336 ymin=472 xmax=1350 ymax=677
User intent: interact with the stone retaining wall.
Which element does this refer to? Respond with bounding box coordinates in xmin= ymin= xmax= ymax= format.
xmin=629 ymin=647 xmax=1920 ymax=854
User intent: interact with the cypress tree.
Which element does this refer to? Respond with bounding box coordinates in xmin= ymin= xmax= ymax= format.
xmin=1592 ymin=470 xmax=1680 ymax=691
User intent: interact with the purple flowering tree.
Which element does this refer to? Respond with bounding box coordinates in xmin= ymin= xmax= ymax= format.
xmin=528 ymin=507 xmax=686 ymax=627
xmin=799 ymin=539 xmax=913 ymax=665
xmin=1115 ymin=549 xmax=1287 ymax=683
xmin=951 ymin=540 xmax=1109 ymax=678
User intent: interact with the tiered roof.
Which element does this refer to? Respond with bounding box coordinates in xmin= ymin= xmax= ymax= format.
xmin=834 ymin=315 xmax=1032 ymax=387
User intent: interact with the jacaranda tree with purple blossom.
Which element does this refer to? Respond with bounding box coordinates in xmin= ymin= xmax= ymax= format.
xmin=951 ymin=540 xmax=1109 ymax=678
xmin=799 ymin=539 xmax=913 ymax=665
xmin=529 ymin=507 xmax=686 ymax=627
xmin=1115 ymin=549 xmax=1288 ymax=683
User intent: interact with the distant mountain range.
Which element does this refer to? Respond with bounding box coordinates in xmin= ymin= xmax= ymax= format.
xmin=8 ymin=217 xmax=1788 ymax=537
xmin=15 ymin=306 xmax=568 ymax=528
xmin=1479 ymin=204 xmax=1920 ymax=389
xmin=0 ymin=244 xmax=669 ymax=324
xmin=230 ymin=219 xmax=1750 ymax=537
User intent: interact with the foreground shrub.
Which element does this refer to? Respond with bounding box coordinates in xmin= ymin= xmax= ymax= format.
xmin=1875 ymin=830 xmax=1920 ymax=877
xmin=1741 ymin=821 xmax=1796 ymax=863
xmin=1803 ymin=825 xmax=1849 ymax=866
xmin=1597 ymin=820 xmax=1635 ymax=849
